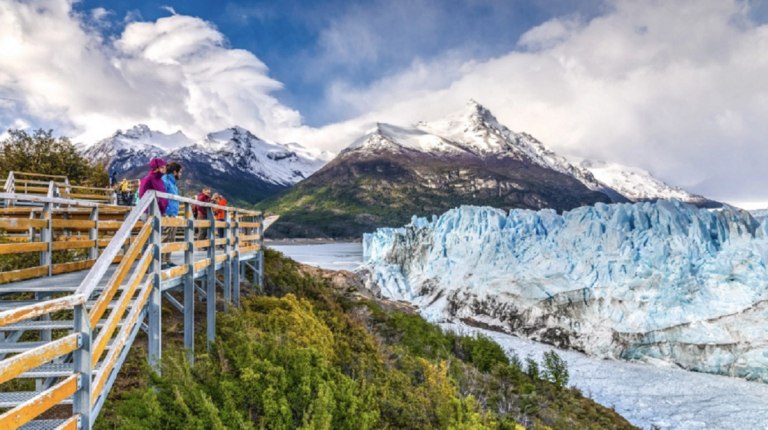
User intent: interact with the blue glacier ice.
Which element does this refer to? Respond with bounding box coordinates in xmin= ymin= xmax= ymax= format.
xmin=362 ymin=200 xmax=768 ymax=382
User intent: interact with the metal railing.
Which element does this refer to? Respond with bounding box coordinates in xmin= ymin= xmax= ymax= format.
xmin=2 ymin=172 xmax=116 ymax=206
xmin=0 ymin=190 xmax=267 ymax=429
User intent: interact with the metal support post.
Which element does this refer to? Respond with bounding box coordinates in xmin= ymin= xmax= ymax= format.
xmin=257 ymin=214 xmax=265 ymax=287
xmin=41 ymin=202 xmax=52 ymax=276
xmin=183 ymin=203 xmax=195 ymax=363
xmin=206 ymin=206 xmax=216 ymax=350
xmin=222 ymin=209 xmax=231 ymax=311
xmin=232 ymin=211 xmax=241 ymax=306
xmin=73 ymin=303 xmax=93 ymax=430
xmin=89 ymin=206 xmax=99 ymax=261
xmin=148 ymin=198 xmax=162 ymax=373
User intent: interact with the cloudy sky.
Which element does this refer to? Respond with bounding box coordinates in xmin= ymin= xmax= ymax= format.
xmin=1 ymin=0 xmax=768 ymax=207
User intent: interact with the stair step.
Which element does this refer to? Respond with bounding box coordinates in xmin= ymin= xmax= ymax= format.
xmin=0 ymin=341 xmax=50 ymax=353
xmin=0 ymin=299 xmax=136 ymax=311
xmin=20 ymin=419 xmax=69 ymax=430
xmin=0 ymin=391 xmax=72 ymax=408
xmin=0 ymin=319 xmax=111 ymax=331
xmin=19 ymin=363 xmax=74 ymax=379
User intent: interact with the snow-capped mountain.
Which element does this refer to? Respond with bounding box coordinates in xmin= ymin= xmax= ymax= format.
xmin=83 ymin=124 xmax=194 ymax=172
xmin=362 ymin=202 xmax=768 ymax=383
xmin=264 ymin=101 xmax=613 ymax=238
xmin=419 ymin=101 xmax=613 ymax=192
xmin=177 ymin=127 xmax=327 ymax=187
xmin=348 ymin=101 xmax=610 ymax=191
xmin=345 ymin=100 xmax=717 ymax=207
xmin=345 ymin=102 xmax=641 ymax=204
xmin=580 ymin=159 xmax=720 ymax=207
xmin=84 ymin=125 xmax=329 ymax=204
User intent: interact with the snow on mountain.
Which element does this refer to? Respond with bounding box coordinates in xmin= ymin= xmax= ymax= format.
xmin=83 ymin=124 xmax=194 ymax=171
xmin=580 ymin=159 xmax=714 ymax=205
xmin=178 ymin=126 xmax=327 ymax=186
xmin=361 ymin=201 xmax=768 ymax=383
xmin=85 ymin=124 xmax=328 ymax=187
xmin=347 ymin=101 xmax=617 ymax=197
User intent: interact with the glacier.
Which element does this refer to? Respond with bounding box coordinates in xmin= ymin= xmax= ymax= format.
xmin=361 ymin=200 xmax=768 ymax=382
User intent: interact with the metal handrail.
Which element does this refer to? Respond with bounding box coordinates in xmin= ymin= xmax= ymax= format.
xmin=75 ymin=192 xmax=154 ymax=299
xmin=0 ymin=189 xmax=267 ymax=428
xmin=154 ymin=191 xmax=262 ymax=216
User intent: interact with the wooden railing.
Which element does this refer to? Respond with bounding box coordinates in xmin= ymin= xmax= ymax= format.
xmin=0 ymin=190 xmax=266 ymax=429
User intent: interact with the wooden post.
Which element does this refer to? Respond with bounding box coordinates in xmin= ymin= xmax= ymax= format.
xmin=183 ymin=202 xmax=195 ymax=363
xmin=148 ymin=199 xmax=162 ymax=373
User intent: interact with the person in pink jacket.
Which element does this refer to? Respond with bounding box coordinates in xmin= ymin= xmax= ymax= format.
xmin=139 ymin=158 xmax=168 ymax=215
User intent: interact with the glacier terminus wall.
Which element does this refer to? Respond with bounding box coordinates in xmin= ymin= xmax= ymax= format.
xmin=362 ymin=201 xmax=768 ymax=382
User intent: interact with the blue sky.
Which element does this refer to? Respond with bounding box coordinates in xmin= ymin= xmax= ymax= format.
xmin=3 ymin=0 xmax=768 ymax=206
xmin=72 ymin=0 xmax=605 ymax=125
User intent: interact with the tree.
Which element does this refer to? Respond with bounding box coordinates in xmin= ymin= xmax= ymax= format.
xmin=542 ymin=350 xmax=569 ymax=389
xmin=0 ymin=129 xmax=107 ymax=186
xmin=525 ymin=355 xmax=540 ymax=381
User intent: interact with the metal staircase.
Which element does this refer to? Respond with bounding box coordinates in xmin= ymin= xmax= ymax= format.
xmin=0 ymin=189 xmax=271 ymax=429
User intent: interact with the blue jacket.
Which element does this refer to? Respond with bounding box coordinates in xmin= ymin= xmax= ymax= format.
xmin=161 ymin=174 xmax=179 ymax=216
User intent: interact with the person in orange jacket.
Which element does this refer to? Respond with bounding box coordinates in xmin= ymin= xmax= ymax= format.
xmin=213 ymin=193 xmax=227 ymax=239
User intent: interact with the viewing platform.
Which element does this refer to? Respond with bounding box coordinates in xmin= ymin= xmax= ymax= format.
xmin=0 ymin=180 xmax=273 ymax=429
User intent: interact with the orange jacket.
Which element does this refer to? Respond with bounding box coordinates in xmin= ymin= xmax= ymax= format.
xmin=214 ymin=197 xmax=227 ymax=220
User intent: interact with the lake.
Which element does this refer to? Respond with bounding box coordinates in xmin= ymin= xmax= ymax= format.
xmin=266 ymin=241 xmax=364 ymax=271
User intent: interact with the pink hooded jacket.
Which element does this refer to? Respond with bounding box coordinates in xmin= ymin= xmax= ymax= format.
xmin=139 ymin=158 xmax=168 ymax=214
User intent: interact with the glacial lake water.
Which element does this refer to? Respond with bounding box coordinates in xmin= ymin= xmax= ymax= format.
xmin=264 ymin=241 xmax=768 ymax=430
xmin=266 ymin=241 xmax=364 ymax=271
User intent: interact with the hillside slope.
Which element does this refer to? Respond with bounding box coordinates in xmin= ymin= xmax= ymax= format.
xmin=97 ymin=250 xmax=637 ymax=430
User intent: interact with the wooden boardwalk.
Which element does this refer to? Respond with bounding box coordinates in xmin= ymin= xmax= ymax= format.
xmin=0 ymin=190 xmax=272 ymax=429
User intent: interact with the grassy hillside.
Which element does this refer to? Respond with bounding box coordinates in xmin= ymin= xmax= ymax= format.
xmin=97 ymin=250 xmax=637 ymax=430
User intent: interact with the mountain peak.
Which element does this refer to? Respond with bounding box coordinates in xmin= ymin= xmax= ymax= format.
xmin=116 ymin=124 xmax=152 ymax=139
xmin=206 ymin=126 xmax=259 ymax=144
xmin=463 ymin=99 xmax=497 ymax=122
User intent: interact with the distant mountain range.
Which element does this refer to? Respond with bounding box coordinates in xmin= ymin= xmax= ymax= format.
xmin=261 ymin=101 xmax=720 ymax=237
xmin=82 ymin=125 xmax=330 ymax=204
xmin=82 ymin=101 xmax=720 ymax=236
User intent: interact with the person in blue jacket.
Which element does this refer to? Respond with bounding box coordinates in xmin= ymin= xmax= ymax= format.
xmin=161 ymin=162 xmax=182 ymax=267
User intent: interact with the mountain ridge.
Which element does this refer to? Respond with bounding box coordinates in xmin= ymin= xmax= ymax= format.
xmin=83 ymin=125 xmax=330 ymax=204
xmin=261 ymin=101 xmax=616 ymax=238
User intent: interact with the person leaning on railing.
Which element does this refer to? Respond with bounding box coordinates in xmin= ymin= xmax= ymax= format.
xmin=139 ymin=158 xmax=168 ymax=215
xmin=213 ymin=192 xmax=228 ymax=241
xmin=195 ymin=186 xmax=212 ymax=240
xmin=161 ymin=162 xmax=182 ymax=268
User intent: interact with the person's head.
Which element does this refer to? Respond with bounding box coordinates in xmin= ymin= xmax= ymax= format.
xmin=212 ymin=193 xmax=220 ymax=201
xmin=202 ymin=186 xmax=211 ymax=196
xmin=149 ymin=158 xmax=167 ymax=174
xmin=166 ymin=162 xmax=182 ymax=179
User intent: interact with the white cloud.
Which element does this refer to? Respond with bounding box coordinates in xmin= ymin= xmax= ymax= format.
xmin=0 ymin=0 xmax=301 ymax=144
xmin=160 ymin=5 xmax=177 ymax=16
xmin=299 ymin=0 xmax=768 ymax=204
xmin=2 ymin=0 xmax=768 ymax=204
